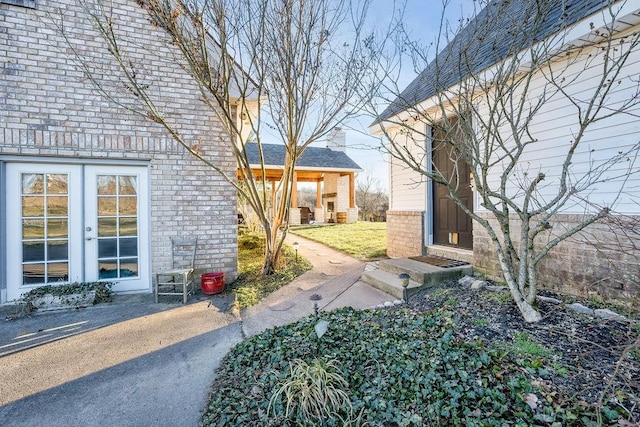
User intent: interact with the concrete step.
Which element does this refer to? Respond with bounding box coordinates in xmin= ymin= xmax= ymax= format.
xmin=378 ymin=258 xmax=473 ymax=286
xmin=426 ymin=245 xmax=474 ymax=264
xmin=360 ymin=269 xmax=422 ymax=300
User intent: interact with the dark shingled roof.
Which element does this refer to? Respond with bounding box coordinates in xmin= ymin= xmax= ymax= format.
xmin=243 ymin=143 xmax=362 ymax=170
xmin=376 ymin=0 xmax=609 ymax=123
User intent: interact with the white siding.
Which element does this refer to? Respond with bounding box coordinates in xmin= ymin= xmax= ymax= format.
xmin=389 ymin=128 xmax=428 ymax=211
xmin=475 ymin=32 xmax=640 ymax=215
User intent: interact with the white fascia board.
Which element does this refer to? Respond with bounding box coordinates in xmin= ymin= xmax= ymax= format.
xmin=248 ymin=164 xmax=363 ymax=173
xmin=370 ymin=2 xmax=640 ymax=131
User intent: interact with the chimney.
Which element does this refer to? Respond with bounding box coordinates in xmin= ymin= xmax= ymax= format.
xmin=326 ymin=127 xmax=346 ymax=152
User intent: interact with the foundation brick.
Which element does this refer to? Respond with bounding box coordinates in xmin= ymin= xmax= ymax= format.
xmin=386 ymin=210 xmax=424 ymax=258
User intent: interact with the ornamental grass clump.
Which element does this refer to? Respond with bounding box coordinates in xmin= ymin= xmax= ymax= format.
xmin=268 ymin=358 xmax=353 ymax=425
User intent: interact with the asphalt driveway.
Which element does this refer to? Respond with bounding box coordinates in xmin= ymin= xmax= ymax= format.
xmin=0 ymin=294 xmax=242 ymax=427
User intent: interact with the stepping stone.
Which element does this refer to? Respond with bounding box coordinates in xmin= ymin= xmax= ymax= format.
xmin=269 ymin=301 xmax=294 ymax=311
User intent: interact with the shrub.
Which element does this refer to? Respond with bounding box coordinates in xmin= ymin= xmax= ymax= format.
xmin=268 ymin=358 xmax=352 ymax=424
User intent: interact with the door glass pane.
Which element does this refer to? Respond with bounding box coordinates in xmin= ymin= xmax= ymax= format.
xmin=119 ymin=238 xmax=137 ymax=257
xmin=98 ymin=239 xmax=117 ymax=258
xmin=23 ymin=219 xmax=45 ymax=239
xmin=22 ymin=196 xmax=44 ymax=216
xmin=48 ymin=240 xmax=69 ymax=261
xmin=120 ymin=259 xmax=138 ymax=277
xmin=119 ymin=217 xmax=137 ymax=236
xmin=20 ymin=174 xmax=69 ymax=285
xmin=96 ymin=174 xmax=139 ymax=279
xmin=98 ymin=197 xmax=117 ymax=215
xmin=47 ymin=174 xmax=68 ymax=194
xmin=22 ymin=174 xmax=44 ymax=194
xmin=47 ymin=262 xmax=69 ymax=283
xmin=23 ymin=242 xmax=45 ymax=262
xmin=98 ymin=217 xmax=117 ymax=237
xmin=23 ymin=264 xmax=45 ymax=285
xmin=97 ymin=175 xmax=117 ymax=195
xmin=98 ymin=260 xmax=118 ymax=279
xmin=47 ymin=196 xmax=68 ymax=216
xmin=47 ymin=219 xmax=68 ymax=238
xmin=119 ymin=176 xmax=137 ymax=195
xmin=119 ymin=197 xmax=137 ymax=215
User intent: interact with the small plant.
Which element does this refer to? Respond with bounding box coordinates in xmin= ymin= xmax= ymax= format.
xmin=512 ymin=332 xmax=552 ymax=358
xmin=483 ymin=290 xmax=513 ymax=304
xmin=472 ymin=318 xmax=489 ymax=327
xmin=268 ymin=358 xmax=353 ymax=424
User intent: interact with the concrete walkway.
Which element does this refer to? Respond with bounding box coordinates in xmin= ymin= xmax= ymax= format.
xmin=242 ymin=234 xmax=393 ymax=337
xmin=0 ymin=235 xmax=393 ymax=426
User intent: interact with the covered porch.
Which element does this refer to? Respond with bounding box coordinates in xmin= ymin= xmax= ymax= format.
xmin=237 ymin=141 xmax=361 ymax=225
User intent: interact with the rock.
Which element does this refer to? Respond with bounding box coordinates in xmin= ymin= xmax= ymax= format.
xmin=383 ymin=301 xmax=394 ymax=308
xmin=594 ymin=308 xmax=627 ymax=321
xmin=524 ymin=393 xmax=538 ymax=411
xmin=486 ymin=285 xmax=507 ymax=292
xmin=364 ymin=262 xmax=378 ymax=272
xmin=567 ymin=303 xmax=594 ymax=315
xmin=458 ymin=275 xmax=476 ymax=287
xmin=471 ymin=280 xmax=488 ymax=290
xmin=393 ymin=300 xmax=404 ymax=306
xmin=537 ymin=295 xmax=562 ymax=304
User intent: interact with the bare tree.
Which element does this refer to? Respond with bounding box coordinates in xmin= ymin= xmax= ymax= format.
xmin=371 ymin=0 xmax=640 ymax=321
xmin=356 ymin=173 xmax=388 ymax=221
xmin=56 ymin=0 xmax=382 ymax=275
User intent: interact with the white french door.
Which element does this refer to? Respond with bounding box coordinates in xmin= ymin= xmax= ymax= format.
xmin=5 ymin=163 xmax=150 ymax=300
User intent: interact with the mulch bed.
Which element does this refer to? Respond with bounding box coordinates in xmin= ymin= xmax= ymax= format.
xmin=405 ymin=283 xmax=639 ymax=421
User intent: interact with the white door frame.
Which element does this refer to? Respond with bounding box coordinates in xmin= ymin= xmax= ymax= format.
xmin=4 ymin=162 xmax=150 ymax=301
xmin=84 ymin=165 xmax=150 ymax=293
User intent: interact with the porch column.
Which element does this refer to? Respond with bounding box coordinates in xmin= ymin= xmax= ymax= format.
xmin=349 ymin=172 xmax=355 ymax=208
xmin=271 ymin=179 xmax=276 ymax=217
xmin=289 ymin=172 xmax=301 ymax=225
xmin=347 ymin=172 xmax=358 ymax=223
xmin=291 ymin=171 xmax=298 ymax=208
xmin=316 ymin=180 xmax=322 ymax=208
xmin=314 ymin=179 xmax=325 ymax=223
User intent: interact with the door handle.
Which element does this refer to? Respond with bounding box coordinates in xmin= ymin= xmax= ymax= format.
xmin=86 ymin=237 xmax=95 ymax=241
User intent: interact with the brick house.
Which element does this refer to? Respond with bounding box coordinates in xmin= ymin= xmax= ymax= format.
xmin=0 ymin=0 xmax=240 ymax=302
xmin=372 ymin=1 xmax=640 ymax=302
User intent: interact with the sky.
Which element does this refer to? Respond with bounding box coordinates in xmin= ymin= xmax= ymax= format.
xmin=257 ymin=0 xmax=478 ymax=191
xmin=339 ymin=0 xmax=477 ymax=190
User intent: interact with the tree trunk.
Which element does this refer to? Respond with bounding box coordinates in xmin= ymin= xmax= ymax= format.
xmin=497 ymin=242 xmax=543 ymax=322
xmin=513 ymin=292 xmax=542 ymax=323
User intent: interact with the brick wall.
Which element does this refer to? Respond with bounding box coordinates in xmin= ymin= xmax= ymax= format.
xmin=386 ymin=210 xmax=424 ymax=258
xmin=0 ymin=0 xmax=238 ymax=287
xmin=473 ymin=213 xmax=640 ymax=306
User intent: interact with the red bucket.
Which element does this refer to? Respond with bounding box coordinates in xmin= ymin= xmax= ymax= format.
xmin=201 ymin=272 xmax=225 ymax=295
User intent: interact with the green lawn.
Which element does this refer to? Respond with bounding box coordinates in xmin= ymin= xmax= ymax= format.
xmin=227 ymin=229 xmax=312 ymax=309
xmin=289 ymin=222 xmax=386 ymax=260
